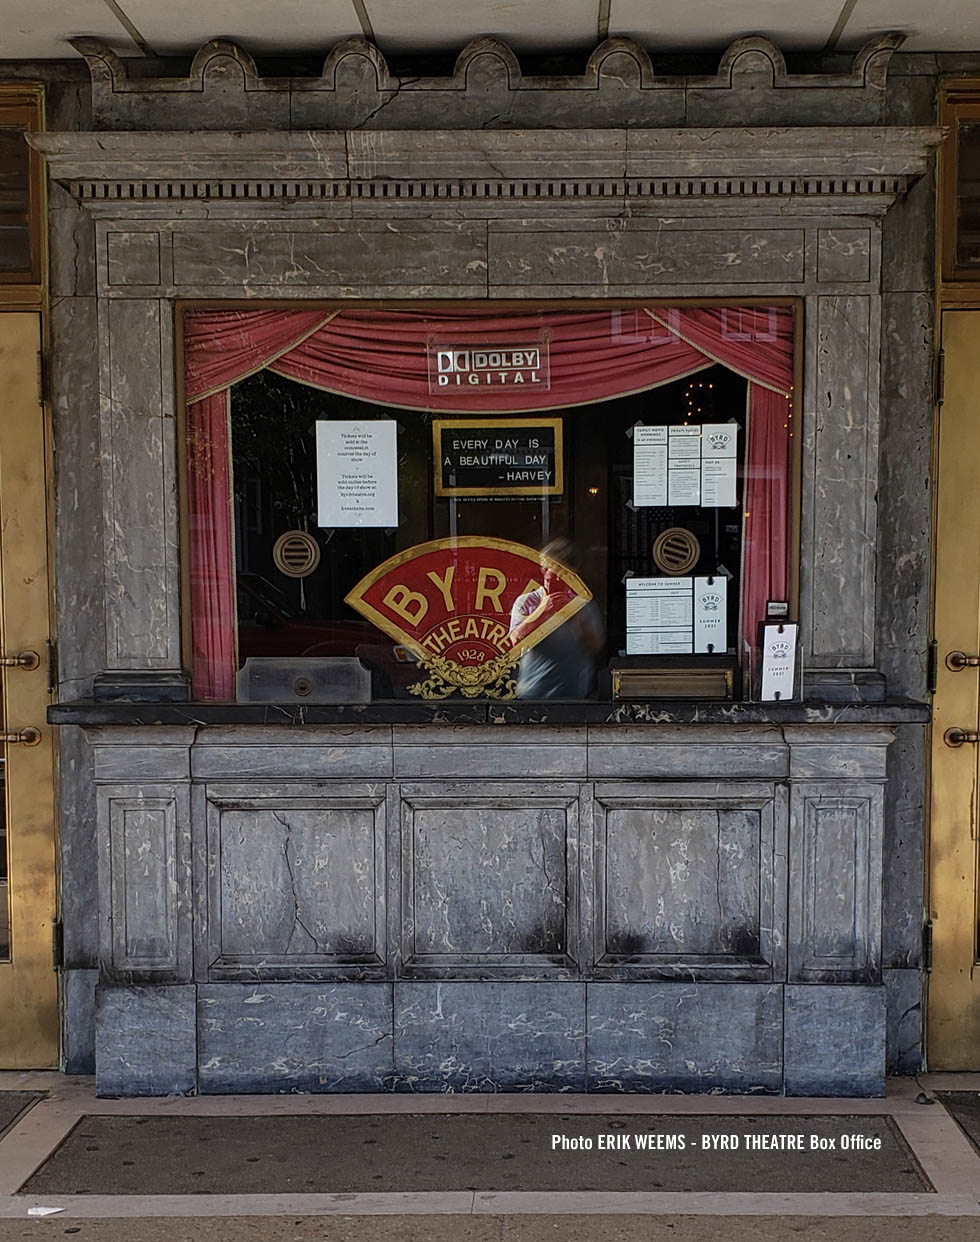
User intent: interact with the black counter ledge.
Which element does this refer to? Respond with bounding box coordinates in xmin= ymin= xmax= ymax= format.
xmin=47 ymin=698 xmax=931 ymax=727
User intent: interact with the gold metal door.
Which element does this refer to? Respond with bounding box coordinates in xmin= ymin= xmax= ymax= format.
xmin=929 ymin=309 xmax=980 ymax=1067
xmin=0 ymin=310 xmax=58 ymax=1067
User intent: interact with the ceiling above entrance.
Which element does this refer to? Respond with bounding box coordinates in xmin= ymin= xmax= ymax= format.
xmin=2 ymin=0 xmax=979 ymax=61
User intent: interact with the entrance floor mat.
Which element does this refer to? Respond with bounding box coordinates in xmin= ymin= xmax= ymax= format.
xmin=938 ymin=1092 xmax=980 ymax=1157
xmin=20 ymin=1113 xmax=931 ymax=1195
xmin=0 ymin=1092 xmax=42 ymax=1140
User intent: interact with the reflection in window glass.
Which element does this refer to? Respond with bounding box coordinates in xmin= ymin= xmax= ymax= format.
xmin=185 ymin=306 xmax=796 ymax=703
xmin=0 ymin=128 xmax=31 ymax=276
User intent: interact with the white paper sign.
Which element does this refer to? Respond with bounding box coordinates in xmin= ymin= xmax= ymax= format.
xmin=668 ymin=426 xmax=701 ymax=505
xmin=633 ymin=425 xmax=668 ymax=507
xmin=700 ymin=423 xmax=738 ymax=507
xmin=626 ymin=577 xmax=693 ymax=654
xmin=693 ymin=575 xmax=728 ymax=653
xmin=760 ymin=622 xmax=798 ymax=701
xmin=316 ymin=421 xmax=398 ymax=528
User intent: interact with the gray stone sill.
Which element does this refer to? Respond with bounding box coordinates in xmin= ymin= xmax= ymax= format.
xmin=48 ymin=697 xmax=930 ymax=727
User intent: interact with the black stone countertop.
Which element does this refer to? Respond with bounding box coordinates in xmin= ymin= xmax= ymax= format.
xmin=48 ymin=698 xmax=931 ymax=727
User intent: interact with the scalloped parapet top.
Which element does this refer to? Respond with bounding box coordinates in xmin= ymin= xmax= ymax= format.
xmin=68 ymin=33 xmax=906 ymax=132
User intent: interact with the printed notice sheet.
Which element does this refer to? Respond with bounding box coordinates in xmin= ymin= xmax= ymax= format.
xmin=667 ymin=425 xmax=702 ymax=505
xmin=633 ymin=426 xmax=668 ymax=507
xmin=626 ymin=577 xmax=693 ymax=654
xmin=760 ymin=622 xmax=798 ymax=700
xmin=700 ymin=423 xmax=738 ymax=507
xmin=633 ymin=422 xmax=739 ymax=508
xmin=693 ymin=575 xmax=728 ymax=653
xmin=316 ymin=420 xmax=398 ymax=527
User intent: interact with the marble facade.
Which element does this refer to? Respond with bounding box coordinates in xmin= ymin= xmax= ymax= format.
xmin=29 ymin=34 xmax=943 ymax=1093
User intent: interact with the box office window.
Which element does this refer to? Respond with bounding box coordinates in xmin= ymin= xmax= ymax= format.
xmin=183 ymin=305 xmax=797 ymax=703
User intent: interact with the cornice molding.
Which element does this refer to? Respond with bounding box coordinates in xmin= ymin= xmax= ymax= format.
xmin=30 ymin=126 xmax=943 ymax=210
xmin=63 ymin=34 xmax=908 ymax=132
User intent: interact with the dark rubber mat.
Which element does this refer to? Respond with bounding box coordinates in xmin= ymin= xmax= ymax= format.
xmin=938 ymin=1092 xmax=980 ymax=1157
xmin=0 ymin=1092 xmax=42 ymax=1139
xmin=20 ymin=1113 xmax=931 ymax=1194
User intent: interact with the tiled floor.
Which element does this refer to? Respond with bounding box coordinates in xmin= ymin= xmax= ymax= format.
xmin=0 ymin=1072 xmax=978 ymax=1218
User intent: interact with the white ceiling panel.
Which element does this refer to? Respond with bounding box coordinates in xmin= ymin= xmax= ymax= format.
xmin=609 ymin=1 xmax=843 ymax=52
xmin=364 ymin=0 xmax=599 ymax=54
xmin=124 ymin=0 xmax=361 ymax=57
xmin=840 ymin=2 xmax=980 ymax=51
xmin=0 ymin=0 xmax=142 ymax=58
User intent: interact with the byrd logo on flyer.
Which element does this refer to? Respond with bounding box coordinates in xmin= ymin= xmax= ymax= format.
xmin=427 ymin=338 xmax=551 ymax=392
xmin=345 ymin=536 xmax=591 ymax=699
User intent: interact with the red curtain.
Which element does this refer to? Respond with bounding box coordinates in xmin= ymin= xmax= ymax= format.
xmin=184 ymin=306 xmax=794 ymax=699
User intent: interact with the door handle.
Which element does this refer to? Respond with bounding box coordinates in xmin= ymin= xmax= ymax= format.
xmin=0 ymin=727 xmax=41 ymax=746
xmin=0 ymin=650 xmax=39 ymax=671
xmin=944 ymin=727 xmax=980 ymax=747
xmin=946 ymin=650 xmax=980 ymax=671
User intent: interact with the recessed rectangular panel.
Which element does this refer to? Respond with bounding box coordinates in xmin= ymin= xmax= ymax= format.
xmin=603 ymin=805 xmax=760 ymax=956
xmin=207 ymin=793 xmax=385 ymax=975
xmin=400 ymin=785 xmax=581 ymax=974
xmin=411 ymin=806 xmax=568 ymax=956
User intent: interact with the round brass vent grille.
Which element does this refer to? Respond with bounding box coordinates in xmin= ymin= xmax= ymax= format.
xmin=272 ymin=530 xmax=321 ymax=578
xmin=652 ymin=527 xmax=700 ymax=576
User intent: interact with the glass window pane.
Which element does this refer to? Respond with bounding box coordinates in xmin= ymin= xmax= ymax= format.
xmin=185 ymin=305 xmax=796 ymax=704
xmin=0 ymin=127 xmax=31 ymax=276
xmin=956 ymin=121 xmax=980 ymax=271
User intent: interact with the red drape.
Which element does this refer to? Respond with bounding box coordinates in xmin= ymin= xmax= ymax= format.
xmin=184 ymin=306 xmax=794 ymax=699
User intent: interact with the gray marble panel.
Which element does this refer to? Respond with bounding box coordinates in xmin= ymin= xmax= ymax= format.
xmin=106 ymin=230 xmax=162 ymax=287
xmin=587 ymin=982 xmax=783 ymax=1093
xmin=100 ymin=296 xmax=179 ymax=670
xmin=804 ymin=294 xmax=878 ymax=668
xmin=49 ymin=184 xmax=97 ymax=299
xmin=50 ymin=294 xmax=105 ymax=683
xmin=394 ymin=981 xmax=585 ymax=1091
xmin=817 ymin=228 xmax=872 ymax=284
xmin=94 ymin=743 xmax=192 ymax=782
xmin=882 ymin=170 xmax=935 ymax=294
xmin=95 ymin=985 xmax=196 ymax=1097
xmin=488 ymin=226 xmax=805 ymax=289
xmin=394 ymin=744 xmax=585 ymax=779
xmin=784 ymin=984 xmax=886 ymax=1096
xmin=101 ymin=785 xmax=191 ymax=977
xmin=400 ymin=784 xmax=580 ymax=974
xmin=170 ymin=221 xmax=488 ymax=289
xmin=588 ymin=741 xmax=787 ymax=780
xmin=884 ymin=967 xmax=923 ymax=1075
xmin=192 ymin=744 xmax=392 ymax=781
xmin=198 ymin=983 xmax=393 ymax=1092
xmin=877 ymin=291 xmax=933 ymax=698
xmin=58 ymin=727 xmax=99 ymax=967
xmin=789 ymin=783 xmax=881 ymax=981
xmin=593 ymin=785 xmax=781 ymax=978
xmin=62 ymin=968 xmax=98 ymax=1075
xmin=205 ymin=788 xmax=386 ymax=977
xmin=787 ymin=743 xmax=889 ymax=780
xmin=882 ymin=726 xmax=927 ymax=968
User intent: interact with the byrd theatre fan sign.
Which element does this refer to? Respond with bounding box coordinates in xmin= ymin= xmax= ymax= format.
xmin=434 ymin=419 xmax=563 ymax=497
xmin=345 ymin=537 xmax=592 ymax=699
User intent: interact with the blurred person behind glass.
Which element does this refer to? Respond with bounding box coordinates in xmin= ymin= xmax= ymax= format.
xmin=508 ymin=537 xmax=604 ymax=699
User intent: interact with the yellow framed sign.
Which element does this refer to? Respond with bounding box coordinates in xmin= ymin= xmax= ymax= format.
xmin=433 ymin=418 xmax=563 ymax=498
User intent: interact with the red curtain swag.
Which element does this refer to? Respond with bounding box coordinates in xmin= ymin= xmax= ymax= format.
xmin=184 ymin=306 xmax=794 ymax=699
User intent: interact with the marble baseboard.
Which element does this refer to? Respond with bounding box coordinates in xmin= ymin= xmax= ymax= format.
xmin=393 ymin=981 xmax=587 ymax=1092
xmin=784 ymin=984 xmax=886 ymax=1097
xmin=62 ymin=968 xmax=98 ymax=1075
xmin=586 ymin=982 xmax=783 ymax=1093
xmin=89 ymin=981 xmax=892 ymax=1096
xmin=95 ymin=984 xmax=196 ymax=1097
xmin=198 ymin=983 xmax=393 ymax=1093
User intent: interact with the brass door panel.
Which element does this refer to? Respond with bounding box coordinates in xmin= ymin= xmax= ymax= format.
xmin=0 ymin=310 xmax=57 ymax=1067
xmin=929 ymin=309 xmax=980 ymax=1068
